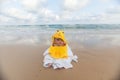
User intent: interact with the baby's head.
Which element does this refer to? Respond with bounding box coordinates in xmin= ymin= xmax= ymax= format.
xmin=52 ymin=30 xmax=67 ymax=46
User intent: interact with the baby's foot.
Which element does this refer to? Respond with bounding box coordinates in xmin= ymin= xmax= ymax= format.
xmin=47 ymin=63 xmax=52 ymax=68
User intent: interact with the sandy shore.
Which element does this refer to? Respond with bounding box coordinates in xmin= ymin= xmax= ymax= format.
xmin=0 ymin=44 xmax=120 ymax=80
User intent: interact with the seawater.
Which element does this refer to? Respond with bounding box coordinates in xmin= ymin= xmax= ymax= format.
xmin=0 ymin=24 xmax=120 ymax=47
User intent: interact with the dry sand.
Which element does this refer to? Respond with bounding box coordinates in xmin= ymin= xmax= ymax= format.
xmin=0 ymin=44 xmax=120 ymax=80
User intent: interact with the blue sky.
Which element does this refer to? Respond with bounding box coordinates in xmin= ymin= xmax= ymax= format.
xmin=0 ymin=0 xmax=120 ymax=25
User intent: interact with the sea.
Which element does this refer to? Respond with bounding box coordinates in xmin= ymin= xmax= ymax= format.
xmin=0 ymin=24 xmax=120 ymax=47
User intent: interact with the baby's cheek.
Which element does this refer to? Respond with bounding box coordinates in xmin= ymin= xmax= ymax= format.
xmin=60 ymin=42 xmax=65 ymax=46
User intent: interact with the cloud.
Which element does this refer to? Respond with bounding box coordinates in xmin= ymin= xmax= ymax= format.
xmin=85 ymin=8 xmax=120 ymax=24
xmin=0 ymin=0 xmax=120 ymax=24
xmin=107 ymin=5 xmax=120 ymax=13
xmin=63 ymin=0 xmax=89 ymax=11
xmin=68 ymin=5 xmax=120 ymax=24
xmin=71 ymin=1 xmax=120 ymax=24
xmin=0 ymin=0 xmax=52 ymax=24
xmin=100 ymin=0 xmax=120 ymax=4
xmin=0 ymin=14 xmax=12 ymax=23
xmin=36 ymin=6 xmax=60 ymax=23
xmin=0 ymin=0 xmax=10 ymax=3
xmin=58 ymin=0 xmax=90 ymax=22
xmin=19 ymin=0 xmax=47 ymax=11
xmin=100 ymin=0 xmax=112 ymax=3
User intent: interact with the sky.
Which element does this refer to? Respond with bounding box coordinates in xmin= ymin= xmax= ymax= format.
xmin=0 ymin=0 xmax=120 ymax=25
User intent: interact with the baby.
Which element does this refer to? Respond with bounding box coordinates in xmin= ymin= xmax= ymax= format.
xmin=43 ymin=30 xmax=78 ymax=69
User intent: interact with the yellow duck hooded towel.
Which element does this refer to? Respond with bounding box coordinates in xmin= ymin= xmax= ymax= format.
xmin=48 ymin=30 xmax=68 ymax=59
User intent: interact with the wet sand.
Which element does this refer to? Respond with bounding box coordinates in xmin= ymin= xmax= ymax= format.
xmin=0 ymin=44 xmax=120 ymax=80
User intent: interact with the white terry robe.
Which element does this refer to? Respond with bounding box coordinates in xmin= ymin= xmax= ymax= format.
xmin=43 ymin=45 xmax=78 ymax=69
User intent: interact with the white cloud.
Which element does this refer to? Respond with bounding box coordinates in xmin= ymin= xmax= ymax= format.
xmin=21 ymin=0 xmax=39 ymax=9
xmin=59 ymin=11 xmax=74 ymax=21
xmin=0 ymin=0 xmax=50 ymax=24
xmin=7 ymin=8 xmax=27 ymax=19
xmin=100 ymin=0 xmax=112 ymax=3
xmin=0 ymin=15 xmax=11 ymax=23
xmin=0 ymin=0 xmax=10 ymax=3
xmin=101 ymin=0 xmax=119 ymax=2
xmin=58 ymin=0 xmax=90 ymax=21
xmin=63 ymin=0 xmax=89 ymax=11
xmin=1 ymin=6 xmax=37 ymax=20
xmin=19 ymin=0 xmax=46 ymax=11
xmin=0 ymin=5 xmax=39 ymax=24
xmin=86 ymin=11 xmax=120 ymax=24
xmin=107 ymin=5 xmax=120 ymax=13
xmin=0 ymin=0 xmax=120 ymax=24
xmin=37 ymin=8 xmax=60 ymax=22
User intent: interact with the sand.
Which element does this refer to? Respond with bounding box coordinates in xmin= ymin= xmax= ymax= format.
xmin=0 ymin=44 xmax=120 ymax=80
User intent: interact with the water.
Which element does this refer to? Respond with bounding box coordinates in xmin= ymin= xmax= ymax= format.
xmin=0 ymin=24 xmax=120 ymax=46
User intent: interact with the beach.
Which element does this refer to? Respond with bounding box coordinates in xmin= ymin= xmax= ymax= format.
xmin=0 ymin=43 xmax=120 ymax=80
xmin=0 ymin=25 xmax=120 ymax=80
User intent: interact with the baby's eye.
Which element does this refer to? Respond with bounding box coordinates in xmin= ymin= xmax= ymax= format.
xmin=56 ymin=38 xmax=60 ymax=41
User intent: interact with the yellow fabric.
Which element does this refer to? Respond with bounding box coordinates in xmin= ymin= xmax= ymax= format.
xmin=48 ymin=30 xmax=68 ymax=59
xmin=49 ymin=46 xmax=68 ymax=59
xmin=52 ymin=30 xmax=67 ymax=43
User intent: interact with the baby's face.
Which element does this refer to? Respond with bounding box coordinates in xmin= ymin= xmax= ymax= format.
xmin=53 ymin=38 xmax=65 ymax=46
